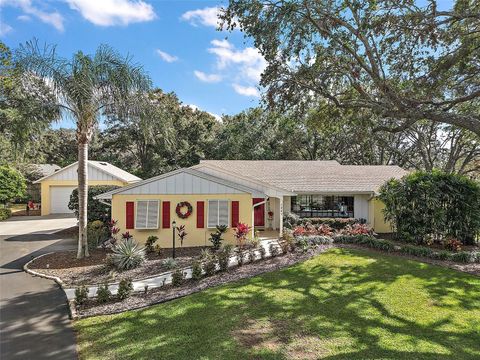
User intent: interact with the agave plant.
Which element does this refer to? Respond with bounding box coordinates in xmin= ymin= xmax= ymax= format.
xmin=112 ymin=238 xmax=146 ymax=271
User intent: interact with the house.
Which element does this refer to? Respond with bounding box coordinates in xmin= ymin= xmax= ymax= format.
xmin=34 ymin=161 xmax=141 ymax=215
xmin=24 ymin=164 xmax=61 ymax=202
xmin=95 ymin=160 xmax=408 ymax=247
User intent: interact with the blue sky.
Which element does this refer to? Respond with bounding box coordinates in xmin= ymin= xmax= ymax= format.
xmin=0 ymin=0 xmax=265 ymax=127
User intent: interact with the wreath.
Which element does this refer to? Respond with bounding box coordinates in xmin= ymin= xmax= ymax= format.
xmin=175 ymin=201 xmax=193 ymax=219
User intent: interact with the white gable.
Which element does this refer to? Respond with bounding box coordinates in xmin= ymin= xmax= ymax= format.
xmin=119 ymin=171 xmax=247 ymax=195
xmin=46 ymin=163 xmax=120 ymax=182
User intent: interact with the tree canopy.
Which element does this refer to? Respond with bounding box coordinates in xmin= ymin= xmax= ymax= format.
xmin=221 ymin=0 xmax=480 ymax=135
xmin=0 ymin=166 xmax=26 ymax=204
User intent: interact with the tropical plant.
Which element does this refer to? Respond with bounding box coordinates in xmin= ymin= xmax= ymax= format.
xmin=16 ymin=40 xmax=151 ymax=258
xmin=96 ymin=282 xmax=112 ymax=303
xmin=162 ymin=257 xmax=177 ymax=270
xmin=171 ymin=269 xmax=185 ymax=287
xmin=117 ymin=278 xmax=133 ymax=300
xmin=0 ymin=165 xmax=26 ymax=205
xmin=111 ymin=239 xmax=146 ymax=271
xmin=145 ymin=236 xmax=158 ymax=254
xmin=176 ymin=225 xmax=187 ymax=247
xmin=209 ymin=225 xmax=227 ymax=250
xmin=444 ymin=238 xmax=462 ymax=252
xmin=203 ymin=255 xmax=217 ymax=277
xmin=191 ymin=260 xmax=203 ymax=280
xmin=86 ymin=220 xmax=109 ymax=250
xmin=68 ymin=185 xmax=121 ymax=223
xmin=379 ymin=171 xmax=480 ymax=245
xmin=233 ymin=222 xmax=251 ymax=249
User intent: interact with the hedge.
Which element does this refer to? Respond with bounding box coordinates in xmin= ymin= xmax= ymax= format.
xmin=0 ymin=208 xmax=12 ymax=221
xmin=283 ymin=212 xmax=359 ymax=230
xmin=332 ymin=235 xmax=479 ymax=264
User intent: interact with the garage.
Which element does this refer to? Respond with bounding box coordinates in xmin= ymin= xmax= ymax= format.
xmin=50 ymin=186 xmax=77 ymax=214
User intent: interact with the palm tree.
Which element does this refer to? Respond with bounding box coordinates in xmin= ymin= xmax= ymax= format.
xmin=16 ymin=40 xmax=151 ymax=258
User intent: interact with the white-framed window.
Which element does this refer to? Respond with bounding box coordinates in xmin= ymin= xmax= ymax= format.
xmin=135 ymin=200 xmax=159 ymax=229
xmin=207 ymin=200 xmax=229 ymax=228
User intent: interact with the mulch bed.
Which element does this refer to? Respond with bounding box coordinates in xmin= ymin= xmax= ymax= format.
xmin=54 ymin=226 xmax=78 ymax=237
xmin=76 ymin=245 xmax=334 ymax=318
xmin=28 ymin=247 xmax=207 ymax=286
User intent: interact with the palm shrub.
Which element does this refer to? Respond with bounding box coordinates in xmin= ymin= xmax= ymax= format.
xmin=379 ymin=171 xmax=480 ymax=245
xmin=17 ymin=41 xmax=151 ymax=259
xmin=112 ymin=239 xmax=146 ymax=271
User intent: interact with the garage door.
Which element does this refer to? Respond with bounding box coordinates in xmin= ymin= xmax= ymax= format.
xmin=50 ymin=186 xmax=77 ymax=214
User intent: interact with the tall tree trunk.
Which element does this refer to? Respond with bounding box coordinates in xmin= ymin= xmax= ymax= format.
xmin=77 ymin=141 xmax=90 ymax=259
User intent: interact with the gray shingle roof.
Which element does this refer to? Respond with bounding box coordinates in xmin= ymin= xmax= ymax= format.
xmin=88 ymin=161 xmax=141 ymax=183
xmin=199 ymin=160 xmax=407 ymax=193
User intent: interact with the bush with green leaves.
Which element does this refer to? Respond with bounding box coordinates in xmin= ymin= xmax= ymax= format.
xmin=171 ymin=269 xmax=185 ymax=286
xmin=379 ymin=170 xmax=480 ymax=245
xmin=68 ymin=185 xmax=121 ymax=223
xmin=191 ymin=260 xmax=203 ymax=280
xmin=269 ymin=243 xmax=280 ymax=257
xmin=96 ymin=282 xmax=112 ymax=303
xmin=75 ymin=285 xmax=89 ymax=305
xmin=0 ymin=166 xmax=27 ymax=205
xmin=209 ymin=225 xmax=228 ymax=250
xmin=0 ymin=208 xmax=12 ymax=221
xmin=203 ymin=255 xmax=217 ymax=276
xmin=218 ymin=246 xmax=232 ymax=271
xmin=112 ymin=239 xmax=145 ymax=271
xmin=162 ymin=257 xmax=177 ymax=270
xmin=87 ymin=220 xmax=109 ymax=250
xmin=145 ymin=236 xmax=158 ymax=254
xmin=284 ymin=213 xmax=358 ymax=230
xmin=117 ymin=278 xmax=133 ymax=300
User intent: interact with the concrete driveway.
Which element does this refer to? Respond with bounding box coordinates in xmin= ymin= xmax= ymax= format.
xmin=0 ymin=215 xmax=78 ymax=360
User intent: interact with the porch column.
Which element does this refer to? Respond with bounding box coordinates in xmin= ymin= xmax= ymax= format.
xmin=279 ymin=196 xmax=284 ymax=237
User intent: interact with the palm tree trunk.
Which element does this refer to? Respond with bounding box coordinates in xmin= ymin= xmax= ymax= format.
xmin=77 ymin=141 xmax=90 ymax=258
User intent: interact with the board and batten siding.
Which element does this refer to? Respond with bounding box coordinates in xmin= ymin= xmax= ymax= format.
xmin=46 ymin=163 xmax=120 ymax=182
xmin=119 ymin=171 xmax=248 ymax=195
xmin=354 ymin=195 xmax=370 ymax=222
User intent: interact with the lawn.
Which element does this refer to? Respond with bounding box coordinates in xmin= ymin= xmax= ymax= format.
xmin=75 ymin=248 xmax=480 ymax=360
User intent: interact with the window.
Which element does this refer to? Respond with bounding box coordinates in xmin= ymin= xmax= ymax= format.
xmin=207 ymin=200 xmax=229 ymax=228
xmin=291 ymin=195 xmax=354 ymax=218
xmin=135 ymin=200 xmax=159 ymax=229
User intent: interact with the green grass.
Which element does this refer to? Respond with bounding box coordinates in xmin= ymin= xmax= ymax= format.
xmin=75 ymin=248 xmax=480 ymax=360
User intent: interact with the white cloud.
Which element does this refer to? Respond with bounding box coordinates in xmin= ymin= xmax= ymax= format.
xmin=66 ymin=0 xmax=156 ymax=26
xmin=17 ymin=15 xmax=31 ymax=21
xmin=232 ymin=84 xmax=260 ymax=97
xmin=194 ymin=70 xmax=221 ymax=83
xmin=186 ymin=104 xmax=222 ymax=122
xmin=0 ymin=22 xmax=13 ymax=36
xmin=1 ymin=0 xmax=64 ymax=31
xmin=156 ymin=49 xmax=178 ymax=63
xmin=181 ymin=6 xmax=219 ymax=27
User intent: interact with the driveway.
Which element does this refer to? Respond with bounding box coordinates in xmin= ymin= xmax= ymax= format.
xmin=0 ymin=215 xmax=78 ymax=360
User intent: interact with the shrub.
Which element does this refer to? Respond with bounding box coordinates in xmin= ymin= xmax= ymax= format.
xmin=171 ymin=269 xmax=185 ymax=286
xmin=283 ymin=212 xmax=300 ymax=229
xmin=162 ymin=258 xmax=177 ymax=270
xmin=379 ymin=170 xmax=480 ymax=245
xmin=342 ymin=223 xmax=374 ymax=236
xmin=68 ymin=185 xmax=121 ymax=223
xmin=279 ymin=240 xmax=290 ymax=254
xmin=269 ymin=243 xmax=280 ymax=257
xmin=316 ymin=224 xmax=334 ymax=236
xmin=400 ymin=244 xmax=434 ymax=258
xmin=236 ymin=250 xmax=246 ymax=266
xmin=203 ymin=256 xmax=217 ymax=276
xmin=292 ymin=217 xmax=358 ymax=230
xmin=145 ymin=236 xmax=158 ymax=254
xmin=75 ymin=285 xmax=89 ymax=305
xmin=117 ymin=278 xmax=133 ymax=300
xmin=293 ymin=226 xmax=306 ymax=237
xmin=432 ymin=250 xmax=451 ymax=261
xmin=191 ymin=260 xmax=203 ymax=280
xmin=449 ymin=251 xmax=473 ymax=263
xmin=121 ymin=232 xmax=133 ymax=240
xmin=258 ymin=246 xmax=266 ymax=260
xmin=444 ymin=238 xmax=462 ymax=252
xmin=218 ymin=246 xmax=233 ymax=271
xmin=112 ymin=239 xmax=146 ymax=271
xmin=209 ymin=225 xmax=228 ymax=250
xmin=87 ymin=220 xmax=109 ymax=250
xmin=96 ymin=282 xmax=112 ymax=303
xmin=0 ymin=166 xmax=26 ymax=204
xmin=233 ymin=222 xmax=251 ymax=249
xmin=0 ymin=208 xmax=12 ymax=221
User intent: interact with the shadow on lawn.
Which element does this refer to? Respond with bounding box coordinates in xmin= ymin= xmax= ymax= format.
xmin=76 ymin=248 xmax=480 ymax=360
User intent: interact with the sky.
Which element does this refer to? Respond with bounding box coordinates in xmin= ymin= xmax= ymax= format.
xmin=0 ymin=0 xmax=265 ymax=127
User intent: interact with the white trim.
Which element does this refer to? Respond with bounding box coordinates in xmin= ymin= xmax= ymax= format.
xmin=134 ymin=200 xmax=160 ymax=230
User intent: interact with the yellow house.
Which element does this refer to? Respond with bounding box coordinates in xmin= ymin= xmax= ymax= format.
xmin=34 ymin=161 xmax=141 ymax=216
xmin=95 ymin=161 xmax=407 ymax=247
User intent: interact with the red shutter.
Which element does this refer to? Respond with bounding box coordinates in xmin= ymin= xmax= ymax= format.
xmin=126 ymin=202 xmax=134 ymax=229
xmin=231 ymin=201 xmax=239 ymax=227
xmin=162 ymin=201 xmax=170 ymax=228
xmin=197 ymin=201 xmax=204 ymax=228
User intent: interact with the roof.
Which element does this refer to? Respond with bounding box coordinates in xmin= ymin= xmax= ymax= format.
xmin=199 ymin=160 xmax=407 ymax=194
xmin=33 ymin=161 xmax=141 ymax=184
xmin=28 ymin=164 xmax=61 ymax=178
xmin=95 ymin=168 xmax=267 ymax=200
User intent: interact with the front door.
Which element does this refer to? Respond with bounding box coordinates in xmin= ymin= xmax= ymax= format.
xmin=253 ymin=198 xmax=265 ymax=227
